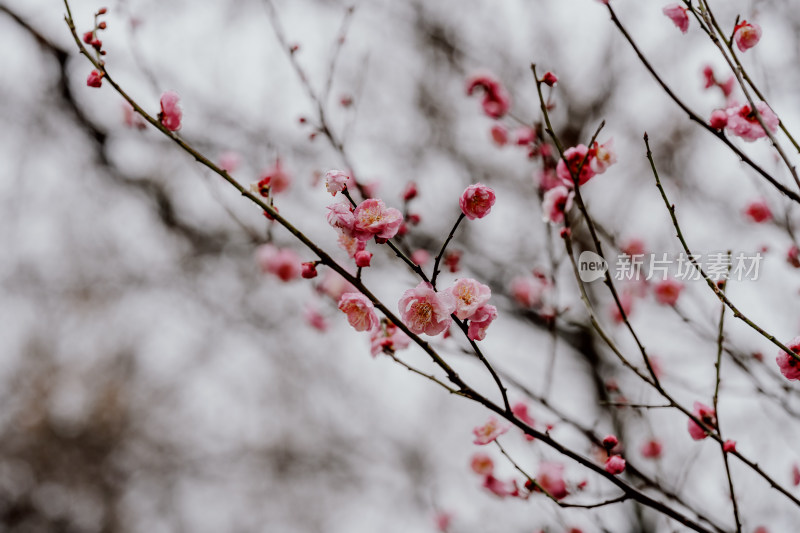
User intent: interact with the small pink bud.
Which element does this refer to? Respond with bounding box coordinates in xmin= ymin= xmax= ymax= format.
xmin=723 ymin=440 xmax=737 ymax=453
xmin=641 ymin=439 xmax=663 ymax=459
xmin=354 ymin=250 xmax=373 ymax=268
xmin=459 ymin=183 xmax=496 ymax=220
xmin=407 ymin=213 xmax=421 ymax=226
xmin=709 ymin=109 xmax=728 ymax=130
xmin=542 ymin=71 xmax=558 ymax=87
xmin=402 ymin=182 xmax=418 ymax=202
xmin=98 ymin=21 xmax=107 ymax=29
xmin=83 ymin=31 xmax=94 ymax=44
xmin=559 ymin=227 xmax=571 ymax=238
xmin=604 ymin=455 xmax=626 ymax=475
xmin=97 ymin=7 xmax=107 ymax=15
xmin=490 ymin=124 xmax=508 ymax=146
xmin=602 ymin=435 xmax=619 ymax=450
xmin=744 ymin=199 xmax=772 ymax=223
xmin=444 ymin=250 xmax=461 ymax=273
xmin=86 ymin=69 xmax=103 ymax=88
xmin=301 ymin=262 xmax=318 ymax=279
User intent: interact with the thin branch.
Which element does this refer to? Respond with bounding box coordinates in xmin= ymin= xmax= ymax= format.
xmin=431 ymin=213 xmax=465 ymax=288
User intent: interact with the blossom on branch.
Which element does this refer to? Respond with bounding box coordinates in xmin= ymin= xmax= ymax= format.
xmin=159 ymin=91 xmax=182 ymax=131
xmin=398 ymin=282 xmax=456 ymax=336
xmin=472 ymin=416 xmax=509 ymax=445
xmin=338 ymin=292 xmax=379 ymax=332
xmin=460 ymin=183 xmax=496 ymax=220
xmin=734 ymin=20 xmax=762 ymax=52
xmin=662 ymin=4 xmax=689 ymax=33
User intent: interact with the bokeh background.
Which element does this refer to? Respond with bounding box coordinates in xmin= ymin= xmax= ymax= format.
xmin=1 ymin=0 xmax=800 ymax=531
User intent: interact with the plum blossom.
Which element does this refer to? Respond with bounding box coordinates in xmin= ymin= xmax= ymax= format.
xmin=662 ymin=4 xmax=689 ymax=33
xmin=467 ymin=304 xmax=497 ymax=341
xmin=472 ymin=416 xmax=509 ymax=445
xmin=602 ymin=435 xmax=619 ymax=450
xmin=723 ymin=440 xmax=737 ymax=453
xmin=327 ymin=203 xmax=355 ymax=234
xmin=470 ymin=453 xmax=495 ymax=476
xmin=316 ymin=271 xmax=356 ymax=301
xmin=338 ymin=292 xmax=379 ymax=332
xmin=337 ymin=232 xmax=364 ymax=258
xmin=653 ymin=279 xmax=684 ymax=306
xmin=589 ymin=139 xmax=617 ymax=174
xmin=513 ymin=126 xmax=536 ymax=146
xmin=466 ymin=72 xmax=511 ymax=119
xmin=352 ymin=199 xmax=403 ymax=241
xmin=86 ymin=69 xmax=103 ymax=88
xmin=542 ymin=185 xmax=574 ymax=224
xmin=688 ymin=401 xmax=717 ymax=440
xmin=641 ymin=439 xmax=663 ymax=459
xmin=605 ymin=455 xmax=626 ymax=475
xmin=324 ymin=169 xmax=352 ymax=196
xmin=776 ymin=337 xmax=800 ymax=381
xmin=411 ymin=249 xmax=430 ymax=266
xmin=258 ymin=159 xmax=292 ymax=194
xmin=304 ymin=305 xmax=328 ymax=332
xmin=256 ymin=245 xmax=301 ymax=282
xmin=434 ymin=512 xmax=452 ymax=533
xmin=446 ymin=278 xmax=492 ymax=319
xmin=709 ymin=109 xmax=728 ymax=129
xmin=398 ymin=282 xmax=456 ymax=336
xmin=541 ymin=71 xmax=558 ymax=87
xmin=726 ymin=102 xmax=779 ymax=142
xmin=159 ymin=91 xmax=182 ymax=131
xmin=402 ymin=182 xmax=418 ymax=201
xmin=557 ymin=145 xmax=596 ymax=186
xmin=536 ymin=462 xmax=568 ymax=500
xmin=482 ymin=475 xmax=519 ymax=498
xmin=218 ymin=151 xmax=240 ymax=173
xmin=734 ymin=20 xmax=762 ymax=52
xmin=510 ymin=276 xmax=545 ymax=308
xmin=535 ymin=168 xmax=562 ymax=192
xmin=512 ymin=402 xmax=536 ymax=441
xmin=490 ymin=124 xmax=508 ymax=146
xmin=459 ymin=183 xmax=496 ymax=220
xmin=369 ymin=320 xmax=410 ymax=356
xmin=792 ymin=463 xmax=800 ymax=486
xmin=744 ymin=199 xmax=773 ymax=223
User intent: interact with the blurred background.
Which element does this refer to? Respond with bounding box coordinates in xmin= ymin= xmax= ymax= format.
xmin=1 ymin=0 xmax=800 ymax=531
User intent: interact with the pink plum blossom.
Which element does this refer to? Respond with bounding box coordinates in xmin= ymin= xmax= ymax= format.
xmin=542 ymin=185 xmax=574 ymax=224
xmin=557 ymin=144 xmax=596 ymax=186
xmin=513 ymin=126 xmax=536 ymax=146
xmin=535 ymin=168 xmax=562 ymax=192
xmin=259 ymin=159 xmax=292 ymax=194
xmin=327 ymin=203 xmax=355 ymax=234
xmin=256 ymin=245 xmax=302 ymax=282
xmin=734 ymin=20 xmax=762 ymax=52
xmin=447 ymin=278 xmax=492 ymax=319
xmin=653 ymin=279 xmax=684 ymax=306
xmin=490 ymin=124 xmax=508 ymax=146
xmin=482 ymin=475 xmax=518 ymax=498
xmin=434 ymin=512 xmax=452 ymax=533
xmin=398 ymin=282 xmax=456 ymax=336
xmin=776 ymin=337 xmax=800 ymax=381
xmin=324 ymin=169 xmax=352 ymax=196
xmin=512 ymin=402 xmax=536 ymax=441
xmin=688 ymin=401 xmax=717 ymax=440
xmin=589 ymin=139 xmax=617 ymax=174
xmin=792 ymin=463 xmax=800 ymax=486
xmin=536 ymin=462 xmax=568 ymax=500
xmin=159 ymin=91 xmax=182 ymax=131
xmin=605 ymin=455 xmax=626 ymax=475
xmin=726 ymin=102 xmax=779 ymax=142
xmin=337 ymin=232 xmax=364 ymax=258
xmin=411 ymin=249 xmax=430 ymax=266
xmin=709 ymin=109 xmax=728 ymax=129
xmin=352 ymin=199 xmax=403 ymax=241
xmin=338 ymin=292 xmax=379 ymax=332
xmin=369 ymin=320 xmax=410 ymax=356
xmin=510 ymin=276 xmax=545 ymax=308
xmin=662 ymin=4 xmax=689 ymax=33
xmin=218 ymin=151 xmax=240 ymax=173
xmin=316 ymin=271 xmax=356 ymax=301
xmin=542 ymin=71 xmax=558 ymax=87
xmin=744 ymin=199 xmax=773 ymax=223
xmin=470 ymin=453 xmax=495 ymax=476
xmin=459 ymin=183 xmax=496 ymax=220
xmin=472 ymin=416 xmax=509 ymax=445
xmin=723 ymin=440 xmax=737 ymax=453
xmin=304 ymin=305 xmax=328 ymax=332
xmin=641 ymin=439 xmax=663 ymax=459
xmin=466 ymin=72 xmax=511 ymax=119
xmin=467 ymin=304 xmax=497 ymax=341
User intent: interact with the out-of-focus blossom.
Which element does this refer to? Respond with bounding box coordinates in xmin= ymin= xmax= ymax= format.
xmin=259 ymin=159 xmax=292 ymax=194
xmin=654 ymin=279 xmax=684 ymax=306
xmin=589 ymin=139 xmax=617 ymax=174
xmin=744 ymin=199 xmax=773 ymax=223
xmin=338 ymin=292 xmax=379 ymax=332
xmin=709 ymin=109 xmax=728 ymax=129
xmin=472 ymin=416 xmax=509 ymax=445
xmin=159 ymin=91 xmax=182 ymax=131
xmin=218 ymin=151 xmax=240 ymax=173
xmin=536 ymin=462 xmax=568 ymax=500
xmin=726 ymin=102 xmax=779 ymax=142
xmin=369 ymin=320 xmax=410 ymax=356
xmin=513 ymin=126 xmax=536 ymax=145
xmin=411 ymin=249 xmax=430 ymax=266
xmin=460 ymin=183 xmax=496 ymax=220
xmin=688 ymin=401 xmax=717 ymax=440
xmin=444 ymin=250 xmax=462 ymax=273
xmin=316 ymin=271 xmax=357 ymax=301
xmin=776 ymin=337 xmax=800 ymax=381
xmin=510 ymin=276 xmax=546 ymax=308
xmin=304 ymin=305 xmax=328 ymax=332
xmin=87 ymin=69 xmax=104 ymax=88
xmin=734 ymin=20 xmax=762 ymax=52
xmin=662 ymin=4 xmax=689 ymax=33
xmin=490 ymin=124 xmax=508 ymax=146
xmin=610 ymin=292 xmax=634 ymax=323
xmin=470 ymin=453 xmax=495 ymax=476
xmin=466 ymin=72 xmax=511 ymax=118
xmin=557 ymin=144 xmax=596 ymax=186
xmin=398 ymin=282 xmax=456 ymax=336
xmin=256 ymin=245 xmax=301 ymax=282
xmin=542 ymin=185 xmax=574 ymax=224
xmin=641 ymin=439 xmax=663 ymax=459
xmin=434 ymin=511 xmax=452 ymax=533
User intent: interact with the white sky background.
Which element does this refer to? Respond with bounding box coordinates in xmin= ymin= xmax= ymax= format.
xmin=1 ymin=0 xmax=800 ymax=531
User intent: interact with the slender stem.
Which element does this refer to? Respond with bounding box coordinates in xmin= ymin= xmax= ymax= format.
xmin=711 ymin=271 xmax=742 ymax=533
xmin=644 ymin=134 xmax=800 ymax=364
xmin=431 ymin=213 xmax=465 ymax=288
xmin=453 ymin=315 xmax=511 ymax=413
